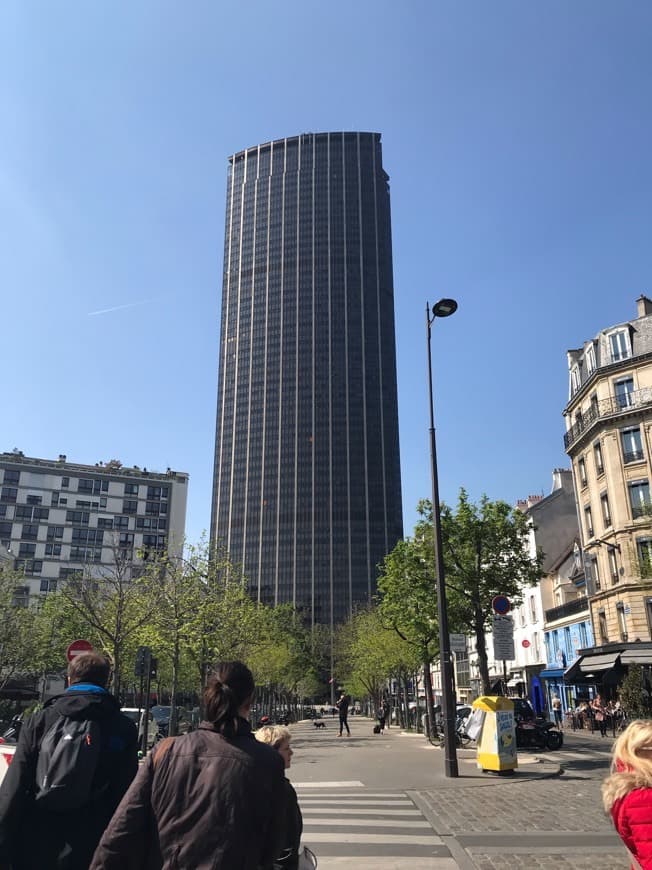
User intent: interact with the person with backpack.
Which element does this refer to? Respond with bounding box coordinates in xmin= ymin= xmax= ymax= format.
xmin=0 ymin=651 xmax=138 ymax=870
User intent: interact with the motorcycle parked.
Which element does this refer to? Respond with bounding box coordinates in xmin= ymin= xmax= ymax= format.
xmin=515 ymin=717 xmax=563 ymax=751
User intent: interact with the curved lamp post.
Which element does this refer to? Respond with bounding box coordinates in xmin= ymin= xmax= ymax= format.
xmin=426 ymin=298 xmax=459 ymax=778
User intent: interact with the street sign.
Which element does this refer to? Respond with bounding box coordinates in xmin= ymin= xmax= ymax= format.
xmin=521 ymin=639 xmax=531 ymax=648
xmin=492 ymin=615 xmax=515 ymax=661
xmin=492 ymin=595 xmax=511 ymax=615
xmin=449 ymin=634 xmax=466 ymax=653
xmin=66 ymin=639 xmax=93 ymax=662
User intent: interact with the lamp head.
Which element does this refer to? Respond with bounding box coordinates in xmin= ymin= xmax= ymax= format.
xmin=432 ymin=298 xmax=458 ymax=318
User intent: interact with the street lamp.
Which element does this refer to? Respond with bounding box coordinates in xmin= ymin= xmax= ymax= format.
xmin=426 ymin=298 xmax=459 ymax=778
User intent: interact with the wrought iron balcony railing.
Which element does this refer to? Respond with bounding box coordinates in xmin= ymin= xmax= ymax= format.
xmin=544 ymin=596 xmax=589 ymax=622
xmin=565 ymin=386 xmax=652 ymax=449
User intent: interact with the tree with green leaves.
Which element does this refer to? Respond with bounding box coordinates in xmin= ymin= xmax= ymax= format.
xmin=416 ymin=489 xmax=543 ymax=694
xmin=0 ymin=564 xmax=41 ymax=692
xmin=335 ymin=606 xmax=420 ymax=715
xmin=377 ymin=539 xmax=441 ymax=736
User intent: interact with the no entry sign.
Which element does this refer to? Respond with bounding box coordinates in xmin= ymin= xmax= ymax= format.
xmin=66 ymin=639 xmax=93 ymax=662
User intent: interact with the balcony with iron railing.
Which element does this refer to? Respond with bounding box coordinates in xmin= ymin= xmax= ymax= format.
xmin=545 ymin=596 xmax=590 ymax=623
xmin=564 ymin=386 xmax=652 ymax=449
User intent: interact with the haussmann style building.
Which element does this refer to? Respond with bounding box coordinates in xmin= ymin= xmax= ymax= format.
xmin=563 ymin=295 xmax=652 ymax=692
xmin=210 ymin=132 xmax=403 ymax=627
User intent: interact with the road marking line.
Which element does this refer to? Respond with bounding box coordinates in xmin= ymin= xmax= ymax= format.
xmin=300 ymin=797 xmax=414 ymax=810
xmin=303 ymin=833 xmax=442 ymax=845
xmin=303 ymin=819 xmax=432 ymax=828
xmin=301 ymin=809 xmax=422 ymax=816
xmin=293 ymin=781 xmax=365 ymax=788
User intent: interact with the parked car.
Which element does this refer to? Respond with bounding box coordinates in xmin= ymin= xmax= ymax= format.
xmin=120 ymin=708 xmax=157 ymax=752
xmin=150 ymin=705 xmax=189 ymax=737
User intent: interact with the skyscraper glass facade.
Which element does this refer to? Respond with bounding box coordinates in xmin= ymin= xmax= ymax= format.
xmin=211 ymin=132 xmax=403 ymax=624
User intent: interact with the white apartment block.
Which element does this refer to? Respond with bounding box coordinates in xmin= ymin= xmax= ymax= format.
xmin=0 ymin=451 xmax=188 ymax=601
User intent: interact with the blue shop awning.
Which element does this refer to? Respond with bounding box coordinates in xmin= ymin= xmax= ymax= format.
xmin=538 ymin=668 xmax=565 ymax=680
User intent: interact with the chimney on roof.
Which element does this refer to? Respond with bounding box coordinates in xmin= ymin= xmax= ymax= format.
xmin=58 ymin=454 xmax=66 ymax=462
xmin=637 ymin=295 xmax=652 ymax=318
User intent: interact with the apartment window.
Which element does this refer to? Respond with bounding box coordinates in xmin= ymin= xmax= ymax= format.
xmin=12 ymin=586 xmax=29 ymax=607
xmin=586 ymin=344 xmax=596 ymax=374
xmin=69 ymin=546 xmax=102 ymax=562
xmin=123 ymin=500 xmax=138 ymax=514
xmin=3 ymin=470 xmax=19 ymax=485
xmin=145 ymin=501 xmax=161 ymax=516
xmin=33 ymin=507 xmax=49 ymax=521
xmin=40 ymin=579 xmax=58 ymax=593
xmin=609 ymin=547 xmax=619 ymax=584
xmin=532 ymin=632 xmax=541 ymax=661
xmin=578 ymin=457 xmax=587 ymax=488
xmin=584 ymin=505 xmax=594 ymax=538
xmin=615 ymin=376 xmax=635 ymax=410
xmin=0 ymin=519 xmax=12 ymax=539
xmin=78 ymin=479 xmax=94 ymax=493
xmin=66 ymin=510 xmax=90 ymax=525
xmin=114 ymin=516 xmax=129 ymax=529
xmin=124 ymin=483 xmax=139 ymax=495
xmin=26 ymin=495 xmax=42 ymax=505
xmin=1 ymin=487 xmax=17 ymax=503
xmin=147 ymin=485 xmax=168 ymax=500
xmin=598 ymin=609 xmax=608 ymax=644
xmin=570 ymin=366 xmax=581 ymax=395
xmin=629 ymin=480 xmax=651 ymax=519
xmin=45 ymin=543 xmax=62 ymax=556
xmin=97 ymin=518 xmax=114 ymax=529
xmin=21 ymin=524 xmax=39 ymax=541
xmin=616 ymin=602 xmax=628 ymax=642
xmin=51 ymin=492 xmax=59 ymax=506
xmin=588 ymin=557 xmax=601 ymax=592
xmin=529 ymin=595 xmax=537 ymax=623
xmin=600 ymin=493 xmax=612 ymax=528
xmin=14 ymin=505 xmax=32 ymax=520
xmin=610 ymin=329 xmax=631 ymax=363
xmin=646 ymin=598 xmax=652 ymax=637
xmin=16 ymin=559 xmax=42 ymax=574
xmin=594 ymin=441 xmax=604 ymax=475
xmin=637 ymin=539 xmax=652 ymax=578
xmin=18 ymin=543 xmax=36 ymax=557
xmin=622 ymin=427 xmax=644 ymax=463
xmin=119 ymin=533 xmax=134 ymax=546
xmin=61 ymin=477 xmax=69 ymax=488
xmin=46 ymin=525 xmax=64 ymax=539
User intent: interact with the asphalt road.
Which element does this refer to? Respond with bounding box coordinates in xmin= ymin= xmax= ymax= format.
xmin=287 ymin=716 xmax=628 ymax=869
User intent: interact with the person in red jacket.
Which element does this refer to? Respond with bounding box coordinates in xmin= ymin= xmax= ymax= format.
xmin=603 ymin=719 xmax=652 ymax=868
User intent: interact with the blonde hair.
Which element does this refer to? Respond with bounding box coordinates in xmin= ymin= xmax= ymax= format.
xmin=255 ymin=724 xmax=291 ymax=749
xmin=602 ymin=719 xmax=652 ymax=813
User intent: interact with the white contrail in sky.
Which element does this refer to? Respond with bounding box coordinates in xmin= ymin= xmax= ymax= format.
xmin=87 ymin=300 xmax=149 ymax=317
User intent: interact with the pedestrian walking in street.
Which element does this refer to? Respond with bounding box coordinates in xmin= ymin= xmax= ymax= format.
xmin=0 ymin=651 xmax=138 ymax=870
xmin=602 ymin=719 xmax=652 ymax=868
xmin=90 ymin=661 xmax=286 ymax=870
xmin=551 ymin=694 xmax=563 ymax=728
xmin=592 ymin=694 xmax=609 ymax=737
xmin=336 ymin=691 xmax=351 ymax=737
xmin=256 ymin=724 xmax=304 ymax=870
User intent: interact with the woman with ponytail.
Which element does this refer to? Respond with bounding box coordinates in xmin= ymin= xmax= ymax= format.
xmin=90 ymin=662 xmax=286 ymax=870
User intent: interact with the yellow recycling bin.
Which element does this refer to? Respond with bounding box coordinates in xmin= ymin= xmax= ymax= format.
xmin=471 ymin=695 xmax=517 ymax=774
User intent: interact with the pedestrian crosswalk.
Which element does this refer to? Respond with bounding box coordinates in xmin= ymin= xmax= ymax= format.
xmin=295 ymin=787 xmax=457 ymax=868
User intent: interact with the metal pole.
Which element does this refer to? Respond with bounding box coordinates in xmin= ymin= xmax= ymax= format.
xmin=426 ymin=303 xmax=459 ymax=778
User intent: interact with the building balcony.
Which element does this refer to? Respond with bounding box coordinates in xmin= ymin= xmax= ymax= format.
xmin=564 ymin=386 xmax=652 ymax=450
xmin=545 ymin=597 xmax=589 ymax=623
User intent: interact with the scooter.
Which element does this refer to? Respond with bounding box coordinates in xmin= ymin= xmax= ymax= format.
xmin=515 ymin=717 xmax=563 ymax=751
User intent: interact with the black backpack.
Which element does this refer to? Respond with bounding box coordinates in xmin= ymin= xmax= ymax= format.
xmin=35 ymin=716 xmax=103 ymax=811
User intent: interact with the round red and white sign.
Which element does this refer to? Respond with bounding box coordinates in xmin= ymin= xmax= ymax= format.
xmin=66 ymin=639 xmax=93 ymax=662
xmin=521 ymin=639 xmax=531 ymax=648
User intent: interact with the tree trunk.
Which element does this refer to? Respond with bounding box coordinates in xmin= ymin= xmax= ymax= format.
xmin=169 ymin=633 xmax=180 ymax=736
xmin=423 ymin=657 xmax=438 ymax=737
xmin=474 ymin=606 xmax=491 ymax=694
xmin=112 ymin=641 xmax=121 ymax=701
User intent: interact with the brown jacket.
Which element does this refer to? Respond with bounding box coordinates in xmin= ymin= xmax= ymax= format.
xmin=90 ymin=720 xmax=286 ymax=870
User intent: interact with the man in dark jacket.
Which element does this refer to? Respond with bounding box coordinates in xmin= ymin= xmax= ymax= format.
xmin=0 ymin=651 xmax=138 ymax=870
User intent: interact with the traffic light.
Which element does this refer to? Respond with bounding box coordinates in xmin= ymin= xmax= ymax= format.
xmin=149 ymin=657 xmax=158 ymax=679
xmin=134 ymin=645 xmax=151 ymax=677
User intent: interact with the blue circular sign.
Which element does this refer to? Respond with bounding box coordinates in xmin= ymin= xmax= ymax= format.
xmin=492 ymin=595 xmax=511 ymax=615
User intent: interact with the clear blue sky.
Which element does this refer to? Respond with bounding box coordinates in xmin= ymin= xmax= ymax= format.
xmin=1 ymin=1 xmax=650 ymax=544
